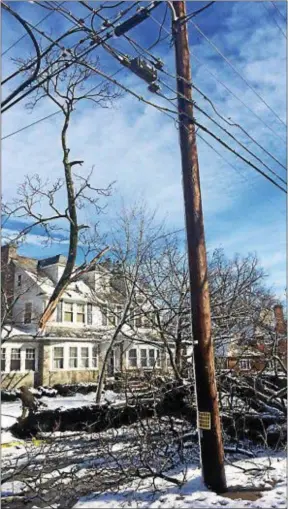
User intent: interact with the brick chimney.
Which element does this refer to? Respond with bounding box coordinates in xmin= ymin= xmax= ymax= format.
xmin=1 ymin=243 xmax=18 ymax=265
xmin=273 ymin=304 xmax=286 ymax=335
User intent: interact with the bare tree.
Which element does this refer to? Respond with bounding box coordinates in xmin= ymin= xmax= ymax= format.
xmin=2 ymin=48 xmax=121 ymax=334
xmin=95 ymin=203 xmax=166 ymax=403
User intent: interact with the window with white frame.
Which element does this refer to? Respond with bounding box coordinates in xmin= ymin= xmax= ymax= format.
xmin=87 ymin=303 xmax=93 ymax=325
xmin=56 ymin=301 xmax=63 ymax=322
xmin=238 ymin=359 xmax=252 ymax=370
xmin=149 ymin=349 xmax=160 ymax=368
xmin=53 ymin=347 xmax=64 ymax=369
xmin=140 ymin=349 xmax=148 ymax=367
xmin=80 ymin=347 xmax=89 ymax=368
xmin=64 ymin=302 xmax=73 ymax=322
xmin=25 ymin=348 xmax=35 ymax=370
xmin=92 ymin=345 xmax=98 ymax=368
xmin=1 ymin=348 xmax=6 ymax=372
xmin=77 ymin=303 xmax=85 ymax=324
xmin=128 ymin=348 xmax=137 ymax=368
xmin=11 ymin=348 xmax=21 ymax=371
xmin=24 ymin=302 xmax=32 ymax=324
xmin=17 ymin=274 xmax=22 ymax=287
xmin=69 ymin=347 xmax=78 ymax=368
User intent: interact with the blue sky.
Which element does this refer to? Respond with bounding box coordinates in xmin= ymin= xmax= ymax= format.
xmin=2 ymin=1 xmax=287 ymax=300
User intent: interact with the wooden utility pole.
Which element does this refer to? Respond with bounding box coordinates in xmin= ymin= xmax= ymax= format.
xmin=171 ymin=0 xmax=227 ymax=493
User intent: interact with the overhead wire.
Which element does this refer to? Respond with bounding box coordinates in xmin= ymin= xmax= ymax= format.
xmin=100 ymin=16 xmax=286 ymax=174
xmin=196 ymin=131 xmax=286 ymax=217
xmin=155 ymin=89 xmax=286 ymax=193
xmin=147 ymin=3 xmax=169 ymax=50
xmin=1 ymin=2 xmax=133 ymax=112
xmin=3 ymin=1 xmax=286 ymax=195
xmin=1 ymin=67 xmax=125 ymax=141
xmin=1 ymin=1 xmax=65 ymax=57
xmin=158 ymin=77 xmax=286 ymax=186
xmin=1 ymin=3 xmax=42 ymax=109
xmin=182 ymin=1 xmax=215 ymax=23
xmin=187 ymin=17 xmax=286 ymax=128
xmin=262 ymin=1 xmax=287 ymax=39
xmin=1 ymin=110 xmax=62 ymax=140
xmin=58 ymin=1 xmax=287 ymax=192
xmin=59 ymin=48 xmax=286 ymax=194
xmin=271 ymin=1 xmax=287 ymax=22
xmin=149 ymin=13 xmax=286 ymax=144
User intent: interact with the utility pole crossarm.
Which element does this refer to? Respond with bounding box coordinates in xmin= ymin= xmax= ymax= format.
xmin=171 ymin=0 xmax=227 ymax=493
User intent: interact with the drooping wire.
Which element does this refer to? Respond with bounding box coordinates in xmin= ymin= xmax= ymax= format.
xmin=1 ymin=3 xmax=42 ymax=109
xmin=1 ymin=1 xmax=65 ymax=57
xmin=182 ymin=1 xmax=215 ymax=23
xmin=1 ymin=2 xmax=132 ymax=112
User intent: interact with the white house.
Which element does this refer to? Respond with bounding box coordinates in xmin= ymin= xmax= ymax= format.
xmin=1 ymin=245 xmax=170 ymax=388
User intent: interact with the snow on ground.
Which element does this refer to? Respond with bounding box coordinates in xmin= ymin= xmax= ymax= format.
xmin=1 ymin=480 xmax=27 ymax=497
xmin=73 ymin=454 xmax=287 ymax=509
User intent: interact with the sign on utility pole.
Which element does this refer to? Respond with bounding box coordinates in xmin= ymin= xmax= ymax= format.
xmin=171 ymin=0 xmax=227 ymax=494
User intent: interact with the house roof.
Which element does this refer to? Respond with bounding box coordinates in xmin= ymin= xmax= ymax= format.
xmin=38 ymin=255 xmax=67 ymax=268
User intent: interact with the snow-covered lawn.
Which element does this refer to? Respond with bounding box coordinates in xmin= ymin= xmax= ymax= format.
xmin=73 ymin=455 xmax=287 ymax=509
xmin=1 ymin=394 xmax=286 ymax=509
xmin=1 ymin=390 xmax=122 ymax=435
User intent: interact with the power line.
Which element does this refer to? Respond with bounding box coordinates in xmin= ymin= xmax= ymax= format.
xmin=66 ymin=53 xmax=286 ymax=194
xmin=271 ymin=1 xmax=287 ymax=22
xmin=77 ymin=1 xmax=286 ymax=149
xmin=155 ymin=88 xmax=286 ymax=193
xmin=262 ymin=2 xmax=287 ymax=39
xmin=4 ymin=1 xmax=286 ymax=195
xmin=2 ymin=3 xmax=42 ymax=109
xmin=183 ymin=1 xmax=215 ymax=23
xmin=1 ymin=1 xmax=132 ymax=112
xmin=196 ymin=131 xmax=286 ymax=217
xmin=158 ymin=78 xmax=286 ymax=186
xmin=1 ymin=67 xmax=125 ymax=141
xmin=149 ymin=12 xmax=286 ymax=144
xmin=1 ymin=110 xmax=62 ymax=140
xmin=103 ymin=18 xmax=286 ymax=174
xmin=55 ymin=1 xmax=287 ymax=193
xmin=1 ymin=2 xmax=65 ymax=57
xmin=187 ymin=17 xmax=286 ymax=128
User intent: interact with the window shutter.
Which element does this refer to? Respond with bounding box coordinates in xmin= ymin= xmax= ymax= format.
xmin=56 ymin=301 xmax=63 ymax=322
xmin=87 ymin=303 xmax=93 ymax=325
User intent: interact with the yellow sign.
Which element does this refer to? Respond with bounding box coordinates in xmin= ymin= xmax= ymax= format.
xmin=198 ymin=412 xmax=211 ymax=430
xmin=1 ymin=438 xmax=45 ymax=449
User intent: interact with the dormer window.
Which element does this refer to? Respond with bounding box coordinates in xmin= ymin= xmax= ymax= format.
xmin=17 ymin=275 xmax=22 ymax=287
xmin=77 ymin=303 xmax=85 ymax=323
xmin=64 ymin=302 xmax=73 ymax=322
